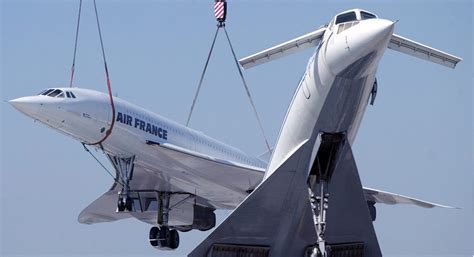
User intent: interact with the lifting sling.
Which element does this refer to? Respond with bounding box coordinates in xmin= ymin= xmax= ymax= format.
xmin=186 ymin=0 xmax=271 ymax=152
xmin=68 ymin=0 xmax=116 ymax=146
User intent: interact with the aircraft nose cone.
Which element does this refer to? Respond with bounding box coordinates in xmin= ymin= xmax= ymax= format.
xmin=324 ymin=18 xmax=394 ymax=77
xmin=9 ymin=96 xmax=41 ymax=118
xmin=348 ymin=18 xmax=394 ymax=57
xmin=368 ymin=19 xmax=395 ymax=42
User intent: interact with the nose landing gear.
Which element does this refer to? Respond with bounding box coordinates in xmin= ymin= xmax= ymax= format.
xmin=105 ymin=154 xmax=135 ymax=212
xmin=117 ymin=193 xmax=133 ymax=212
xmin=100 ymin=152 xmax=185 ymax=250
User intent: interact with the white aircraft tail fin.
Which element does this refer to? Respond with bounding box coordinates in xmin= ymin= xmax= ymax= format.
xmin=388 ymin=34 xmax=462 ymax=68
xmin=239 ymin=27 xmax=326 ymax=69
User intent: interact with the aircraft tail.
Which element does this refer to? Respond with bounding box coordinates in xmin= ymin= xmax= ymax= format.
xmin=189 ymin=136 xmax=381 ymax=257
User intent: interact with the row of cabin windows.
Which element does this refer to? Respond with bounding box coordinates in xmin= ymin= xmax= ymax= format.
xmin=124 ymin=110 xmax=256 ymax=166
xmin=39 ymin=89 xmax=76 ymax=99
xmin=195 ymin=134 xmax=255 ymax=165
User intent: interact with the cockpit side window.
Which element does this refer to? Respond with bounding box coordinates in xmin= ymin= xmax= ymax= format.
xmin=70 ymin=92 xmax=76 ymax=98
xmin=40 ymin=89 xmax=54 ymax=96
xmin=361 ymin=11 xmax=377 ymax=20
xmin=57 ymin=92 xmax=65 ymax=98
xmin=335 ymin=12 xmax=357 ymax=24
xmin=66 ymin=92 xmax=71 ymax=98
xmin=47 ymin=89 xmax=62 ymax=97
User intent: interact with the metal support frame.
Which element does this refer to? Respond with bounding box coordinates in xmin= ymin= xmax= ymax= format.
xmin=156 ymin=192 xmax=171 ymax=227
xmin=308 ymin=181 xmax=330 ymax=257
xmin=307 ymin=132 xmax=346 ymax=257
xmin=106 ymin=154 xmax=135 ymax=210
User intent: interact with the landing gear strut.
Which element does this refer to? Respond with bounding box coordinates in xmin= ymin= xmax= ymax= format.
xmin=308 ymin=181 xmax=330 ymax=257
xmin=105 ymin=153 xmax=184 ymax=250
xmin=148 ymin=192 xmax=180 ymax=250
xmin=106 ymin=154 xmax=135 ymax=212
xmin=308 ymin=132 xmax=346 ymax=257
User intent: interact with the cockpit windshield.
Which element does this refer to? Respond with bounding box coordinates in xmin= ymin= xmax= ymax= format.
xmin=38 ymin=89 xmax=54 ymax=96
xmin=333 ymin=9 xmax=379 ymax=34
xmin=361 ymin=11 xmax=377 ymax=20
xmin=38 ymin=88 xmax=77 ymax=98
xmin=48 ymin=89 xmax=62 ymax=97
xmin=335 ymin=11 xmax=357 ymax=25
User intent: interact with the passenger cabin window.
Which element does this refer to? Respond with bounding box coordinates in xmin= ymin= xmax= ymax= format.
xmin=361 ymin=11 xmax=377 ymax=20
xmin=335 ymin=12 xmax=357 ymax=24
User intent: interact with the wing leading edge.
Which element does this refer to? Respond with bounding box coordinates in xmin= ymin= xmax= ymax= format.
xmin=363 ymin=187 xmax=458 ymax=209
xmin=239 ymin=27 xmax=326 ymax=69
xmin=388 ymin=33 xmax=462 ymax=68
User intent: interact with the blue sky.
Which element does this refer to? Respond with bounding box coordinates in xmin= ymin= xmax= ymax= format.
xmin=1 ymin=0 xmax=472 ymax=256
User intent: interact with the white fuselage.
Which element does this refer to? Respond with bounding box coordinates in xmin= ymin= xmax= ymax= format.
xmin=267 ymin=17 xmax=394 ymax=176
xmin=10 ymin=88 xmax=267 ymax=208
xmin=10 ymin=14 xmax=394 ymax=210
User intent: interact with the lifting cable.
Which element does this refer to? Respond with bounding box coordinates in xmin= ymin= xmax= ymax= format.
xmin=185 ymin=25 xmax=220 ymax=128
xmin=69 ymin=0 xmax=82 ymax=88
xmin=186 ymin=0 xmax=271 ymax=152
xmin=90 ymin=0 xmax=116 ymax=146
xmin=69 ymin=0 xmax=116 ymax=146
xmin=82 ymin=143 xmax=124 ymax=186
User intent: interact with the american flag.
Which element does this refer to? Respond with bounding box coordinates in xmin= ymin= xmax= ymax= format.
xmin=214 ymin=1 xmax=225 ymax=20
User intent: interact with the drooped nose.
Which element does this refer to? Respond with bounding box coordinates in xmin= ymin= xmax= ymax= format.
xmin=325 ymin=18 xmax=395 ymax=76
xmin=9 ymin=96 xmax=42 ymax=118
xmin=352 ymin=18 xmax=395 ymax=52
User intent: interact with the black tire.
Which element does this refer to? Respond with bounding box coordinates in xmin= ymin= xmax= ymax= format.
xmin=125 ymin=198 xmax=133 ymax=212
xmin=149 ymin=227 xmax=159 ymax=247
xmin=117 ymin=197 xmax=125 ymax=212
xmin=169 ymin=229 xmax=179 ymax=249
xmin=158 ymin=227 xmax=170 ymax=248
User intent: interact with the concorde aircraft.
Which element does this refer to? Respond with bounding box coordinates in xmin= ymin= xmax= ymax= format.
xmin=10 ymin=8 xmax=460 ymax=255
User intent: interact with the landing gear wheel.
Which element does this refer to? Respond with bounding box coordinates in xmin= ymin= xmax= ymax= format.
xmin=117 ymin=197 xmax=125 ymax=212
xmin=125 ymin=198 xmax=133 ymax=212
xmin=149 ymin=227 xmax=159 ymax=247
xmin=169 ymin=229 xmax=180 ymax=249
xmin=117 ymin=195 xmax=133 ymax=212
xmin=158 ymin=227 xmax=170 ymax=248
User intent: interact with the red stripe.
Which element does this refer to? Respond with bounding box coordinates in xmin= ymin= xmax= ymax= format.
xmin=89 ymin=66 xmax=116 ymax=146
xmin=215 ymin=10 xmax=224 ymax=18
xmin=214 ymin=4 xmax=224 ymax=18
xmin=214 ymin=7 xmax=223 ymax=14
xmin=214 ymin=2 xmax=224 ymax=18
